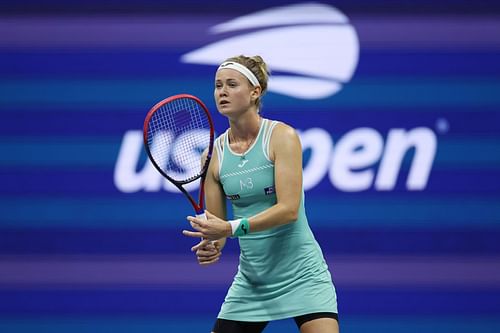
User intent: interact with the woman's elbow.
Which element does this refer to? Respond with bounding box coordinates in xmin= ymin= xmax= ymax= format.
xmin=283 ymin=206 xmax=299 ymax=223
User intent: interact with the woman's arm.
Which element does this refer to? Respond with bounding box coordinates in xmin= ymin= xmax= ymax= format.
xmin=203 ymin=147 xmax=228 ymax=249
xmin=243 ymin=123 xmax=302 ymax=231
xmin=186 ymin=147 xmax=227 ymax=263
xmin=184 ymin=123 xmax=303 ymax=239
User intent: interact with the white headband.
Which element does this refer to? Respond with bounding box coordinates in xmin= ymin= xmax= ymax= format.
xmin=217 ymin=61 xmax=261 ymax=87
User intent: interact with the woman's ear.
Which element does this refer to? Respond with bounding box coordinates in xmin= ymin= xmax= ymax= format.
xmin=250 ymin=86 xmax=262 ymax=102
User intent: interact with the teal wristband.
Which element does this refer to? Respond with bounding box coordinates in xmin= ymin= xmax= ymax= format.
xmin=233 ymin=218 xmax=250 ymax=237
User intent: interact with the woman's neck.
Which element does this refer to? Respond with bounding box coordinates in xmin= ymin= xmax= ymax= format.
xmin=228 ymin=112 xmax=261 ymax=141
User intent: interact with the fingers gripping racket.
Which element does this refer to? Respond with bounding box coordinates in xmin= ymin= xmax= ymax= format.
xmin=143 ymin=94 xmax=215 ymax=221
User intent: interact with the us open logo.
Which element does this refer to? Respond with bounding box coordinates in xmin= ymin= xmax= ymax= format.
xmin=181 ymin=3 xmax=359 ymax=100
xmin=113 ymin=3 xmax=437 ymax=194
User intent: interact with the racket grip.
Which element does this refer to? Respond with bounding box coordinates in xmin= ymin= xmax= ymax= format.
xmin=196 ymin=212 xmax=207 ymax=220
xmin=194 ymin=212 xmax=216 ymax=245
xmin=195 ymin=212 xmax=208 ymax=241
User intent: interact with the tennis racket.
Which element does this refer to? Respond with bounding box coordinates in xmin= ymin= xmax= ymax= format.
xmin=143 ymin=94 xmax=215 ymax=221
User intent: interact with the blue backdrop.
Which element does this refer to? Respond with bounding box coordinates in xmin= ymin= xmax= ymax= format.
xmin=1 ymin=1 xmax=500 ymax=332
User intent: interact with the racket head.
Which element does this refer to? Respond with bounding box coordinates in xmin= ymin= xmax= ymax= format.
xmin=143 ymin=94 xmax=215 ymax=187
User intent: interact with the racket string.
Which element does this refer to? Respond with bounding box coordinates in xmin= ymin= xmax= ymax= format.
xmin=147 ymin=97 xmax=211 ymax=182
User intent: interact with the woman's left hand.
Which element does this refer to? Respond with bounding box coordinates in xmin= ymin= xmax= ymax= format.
xmin=189 ymin=238 xmax=222 ymax=266
xmin=182 ymin=210 xmax=232 ymax=240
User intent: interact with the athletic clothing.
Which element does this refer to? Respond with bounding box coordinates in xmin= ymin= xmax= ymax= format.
xmin=213 ymin=312 xmax=339 ymax=333
xmin=213 ymin=318 xmax=268 ymax=333
xmin=214 ymin=118 xmax=338 ymax=322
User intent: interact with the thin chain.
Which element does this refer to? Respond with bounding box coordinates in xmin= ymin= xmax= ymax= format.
xmin=228 ymin=118 xmax=261 ymax=155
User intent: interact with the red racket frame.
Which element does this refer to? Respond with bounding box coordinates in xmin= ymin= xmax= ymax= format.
xmin=143 ymin=94 xmax=215 ymax=215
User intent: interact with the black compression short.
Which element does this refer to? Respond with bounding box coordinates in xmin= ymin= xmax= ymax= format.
xmin=212 ymin=312 xmax=338 ymax=333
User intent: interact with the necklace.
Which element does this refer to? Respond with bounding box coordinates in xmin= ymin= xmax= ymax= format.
xmin=229 ymin=119 xmax=261 ymax=160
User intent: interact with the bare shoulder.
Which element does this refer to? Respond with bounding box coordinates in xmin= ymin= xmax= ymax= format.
xmin=271 ymin=122 xmax=301 ymax=145
xmin=269 ymin=121 xmax=301 ymax=161
xmin=273 ymin=121 xmax=297 ymax=136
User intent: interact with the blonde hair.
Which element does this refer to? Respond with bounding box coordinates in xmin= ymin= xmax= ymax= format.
xmin=224 ymin=55 xmax=269 ymax=109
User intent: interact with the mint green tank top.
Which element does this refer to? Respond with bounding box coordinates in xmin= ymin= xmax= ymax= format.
xmin=215 ymin=118 xmax=337 ymax=322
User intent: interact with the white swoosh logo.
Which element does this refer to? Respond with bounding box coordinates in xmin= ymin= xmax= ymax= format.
xmin=181 ymin=3 xmax=359 ymax=100
xmin=209 ymin=3 xmax=349 ymax=33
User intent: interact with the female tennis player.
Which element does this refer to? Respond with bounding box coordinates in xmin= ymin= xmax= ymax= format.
xmin=182 ymin=55 xmax=339 ymax=333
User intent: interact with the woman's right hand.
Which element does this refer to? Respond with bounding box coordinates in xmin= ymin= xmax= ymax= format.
xmin=191 ymin=239 xmax=222 ymax=266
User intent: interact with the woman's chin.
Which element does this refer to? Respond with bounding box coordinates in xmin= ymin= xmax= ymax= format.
xmin=218 ymin=106 xmax=235 ymax=116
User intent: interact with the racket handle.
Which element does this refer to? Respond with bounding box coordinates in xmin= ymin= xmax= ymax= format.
xmin=195 ymin=212 xmax=207 ymax=241
xmin=195 ymin=212 xmax=216 ymax=245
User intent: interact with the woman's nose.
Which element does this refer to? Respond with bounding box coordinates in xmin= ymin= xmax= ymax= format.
xmin=218 ymin=85 xmax=228 ymax=96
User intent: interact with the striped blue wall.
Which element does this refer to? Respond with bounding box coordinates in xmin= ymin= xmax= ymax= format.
xmin=1 ymin=1 xmax=499 ymax=332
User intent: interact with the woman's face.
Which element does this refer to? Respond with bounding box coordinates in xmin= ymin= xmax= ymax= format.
xmin=214 ymin=68 xmax=258 ymax=117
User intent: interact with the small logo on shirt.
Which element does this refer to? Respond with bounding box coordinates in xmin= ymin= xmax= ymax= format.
xmin=264 ymin=186 xmax=275 ymax=195
xmin=238 ymin=159 xmax=249 ymax=168
xmin=226 ymin=194 xmax=241 ymax=200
